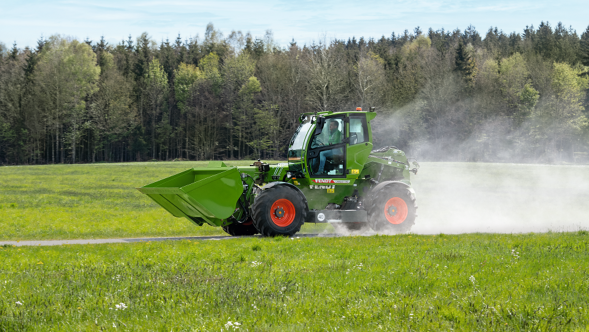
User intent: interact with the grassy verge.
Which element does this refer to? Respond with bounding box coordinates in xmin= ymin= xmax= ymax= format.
xmin=0 ymin=161 xmax=329 ymax=240
xmin=1 ymin=233 xmax=588 ymax=330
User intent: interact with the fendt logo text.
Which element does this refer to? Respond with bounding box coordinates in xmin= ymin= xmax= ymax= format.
xmin=312 ymin=179 xmax=350 ymax=184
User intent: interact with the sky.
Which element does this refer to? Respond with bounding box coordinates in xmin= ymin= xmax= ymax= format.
xmin=1 ymin=0 xmax=588 ymax=49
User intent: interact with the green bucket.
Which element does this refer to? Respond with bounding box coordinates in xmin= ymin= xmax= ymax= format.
xmin=137 ymin=161 xmax=243 ymax=226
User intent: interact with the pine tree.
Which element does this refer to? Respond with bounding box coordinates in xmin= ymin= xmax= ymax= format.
xmin=95 ymin=36 xmax=109 ymax=70
xmin=463 ymin=25 xmax=482 ymax=48
xmin=483 ymin=27 xmax=499 ymax=53
xmin=581 ymin=25 xmax=589 ymax=67
xmin=9 ymin=42 xmax=18 ymax=60
xmin=84 ymin=37 xmax=93 ymax=50
xmin=455 ymin=40 xmax=477 ymax=88
xmin=134 ymin=33 xmax=152 ymax=80
xmin=535 ymin=21 xmax=555 ymax=60
xmin=581 ymin=26 xmax=589 ymax=114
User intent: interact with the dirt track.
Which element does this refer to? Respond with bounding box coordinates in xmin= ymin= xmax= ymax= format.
xmin=0 ymin=233 xmax=336 ymax=247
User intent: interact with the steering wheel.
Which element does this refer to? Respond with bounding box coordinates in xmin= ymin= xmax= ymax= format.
xmin=311 ymin=138 xmax=325 ymax=149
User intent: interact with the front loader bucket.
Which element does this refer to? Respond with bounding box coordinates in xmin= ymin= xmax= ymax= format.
xmin=137 ymin=161 xmax=242 ymax=226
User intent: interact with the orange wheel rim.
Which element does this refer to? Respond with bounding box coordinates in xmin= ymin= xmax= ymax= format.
xmin=384 ymin=197 xmax=408 ymax=224
xmin=270 ymin=199 xmax=296 ymax=227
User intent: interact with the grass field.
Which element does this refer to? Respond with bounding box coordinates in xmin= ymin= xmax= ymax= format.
xmin=2 ymin=161 xmax=588 ymax=240
xmin=1 ymin=232 xmax=588 ymax=330
xmin=2 ymin=162 xmax=589 ymax=330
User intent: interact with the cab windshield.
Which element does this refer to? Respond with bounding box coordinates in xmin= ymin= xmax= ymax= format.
xmin=289 ymin=122 xmax=314 ymax=150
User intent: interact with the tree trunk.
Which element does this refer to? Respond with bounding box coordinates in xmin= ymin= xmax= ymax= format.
xmin=72 ymin=123 xmax=76 ymax=164
xmin=152 ymin=106 xmax=156 ymax=159
xmin=60 ymin=126 xmax=64 ymax=163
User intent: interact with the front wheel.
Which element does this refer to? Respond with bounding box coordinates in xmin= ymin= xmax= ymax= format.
xmin=251 ymin=185 xmax=307 ymax=237
xmin=367 ymin=185 xmax=417 ymax=233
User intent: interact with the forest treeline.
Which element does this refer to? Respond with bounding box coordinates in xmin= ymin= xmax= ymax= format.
xmin=1 ymin=22 xmax=589 ymax=165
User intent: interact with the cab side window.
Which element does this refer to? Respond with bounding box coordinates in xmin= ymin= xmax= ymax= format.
xmin=349 ymin=116 xmax=368 ymax=145
xmin=310 ymin=118 xmax=344 ymax=148
xmin=307 ymin=118 xmax=345 ymax=177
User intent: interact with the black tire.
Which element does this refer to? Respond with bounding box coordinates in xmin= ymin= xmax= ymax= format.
xmin=222 ymin=219 xmax=259 ymax=236
xmin=251 ymin=185 xmax=307 ymax=237
xmin=367 ymin=184 xmax=417 ymax=233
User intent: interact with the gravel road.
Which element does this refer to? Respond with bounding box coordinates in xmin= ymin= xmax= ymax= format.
xmin=0 ymin=233 xmax=336 ymax=247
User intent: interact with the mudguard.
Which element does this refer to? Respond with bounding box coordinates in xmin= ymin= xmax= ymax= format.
xmin=260 ymin=181 xmax=309 ymax=211
xmin=369 ymin=180 xmax=415 ymax=197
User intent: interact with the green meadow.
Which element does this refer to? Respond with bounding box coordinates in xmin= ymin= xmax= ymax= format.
xmin=1 ymin=232 xmax=588 ymax=331
xmin=2 ymin=162 xmax=589 ymax=330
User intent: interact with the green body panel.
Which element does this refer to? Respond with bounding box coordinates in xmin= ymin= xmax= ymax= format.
xmin=362 ymin=146 xmax=413 ymax=186
xmin=347 ymin=143 xmax=373 ymax=174
xmin=345 ymin=111 xmax=373 ymax=173
xmin=296 ymin=181 xmax=357 ymax=210
xmin=138 ymin=110 xmax=418 ymax=227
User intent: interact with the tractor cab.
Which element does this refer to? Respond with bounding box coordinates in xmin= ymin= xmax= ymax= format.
xmin=288 ymin=110 xmax=375 ymax=179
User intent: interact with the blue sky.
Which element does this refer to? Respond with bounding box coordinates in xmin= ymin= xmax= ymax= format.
xmin=1 ymin=0 xmax=588 ymax=49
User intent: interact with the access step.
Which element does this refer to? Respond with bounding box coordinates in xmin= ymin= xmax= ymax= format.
xmin=307 ymin=210 xmax=367 ymax=223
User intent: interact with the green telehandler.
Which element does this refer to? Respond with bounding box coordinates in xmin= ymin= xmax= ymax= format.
xmin=137 ymin=108 xmax=419 ymax=236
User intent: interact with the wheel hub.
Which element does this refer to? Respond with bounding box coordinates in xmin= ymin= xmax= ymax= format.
xmin=383 ymin=197 xmax=408 ymax=225
xmin=274 ymin=207 xmax=285 ymax=219
xmin=386 ymin=205 xmax=398 ymax=217
xmin=270 ymin=198 xmax=296 ymax=227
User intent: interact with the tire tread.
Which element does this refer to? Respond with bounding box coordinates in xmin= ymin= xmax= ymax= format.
xmin=367 ymin=184 xmax=417 ymax=233
xmin=251 ymin=185 xmax=307 ymax=237
xmin=222 ymin=222 xmax=259 ymax=236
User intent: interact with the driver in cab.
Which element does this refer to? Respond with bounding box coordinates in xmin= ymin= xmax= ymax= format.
xmin=317 ymin=120 xmax=342 ymax=174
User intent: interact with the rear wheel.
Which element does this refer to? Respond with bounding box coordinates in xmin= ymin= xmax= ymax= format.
xmin=222 ymin=219 xmax=259 ymax=236
xmin=251 ymin=185 xmax=307 ymax=237
xmin=367 ymin=185 xmax=416 ymax=233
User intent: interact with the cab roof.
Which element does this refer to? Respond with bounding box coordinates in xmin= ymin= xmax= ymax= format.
xmin=298 ymin=110 xmax=377 ymax=123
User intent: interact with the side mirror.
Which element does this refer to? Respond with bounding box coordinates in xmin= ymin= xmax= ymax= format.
xmin=314 ymin=116 xmax=325 ymax=136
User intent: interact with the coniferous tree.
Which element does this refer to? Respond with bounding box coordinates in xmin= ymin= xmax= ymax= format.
xmin=9 ymin=42 xmax=18 ymax=60
xmin=455 ymin=40 xmax=477 ymax=88
xmin=580 ymin=26 xmax=589 ymax=67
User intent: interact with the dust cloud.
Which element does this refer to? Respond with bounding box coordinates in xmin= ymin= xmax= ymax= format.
xmin=359 ymin=80 xmax=589 ymax=234
xmin=410 ymin=162 xmax=589 ymax=234
xmin=327 ymin=161 xmax=589 ymax=236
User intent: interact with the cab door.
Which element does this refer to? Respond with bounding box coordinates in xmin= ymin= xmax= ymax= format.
xmin=306 ymin=116 xmax=347 ymax=177
xmin=345 ymin=114 xmax=372 ymax=176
